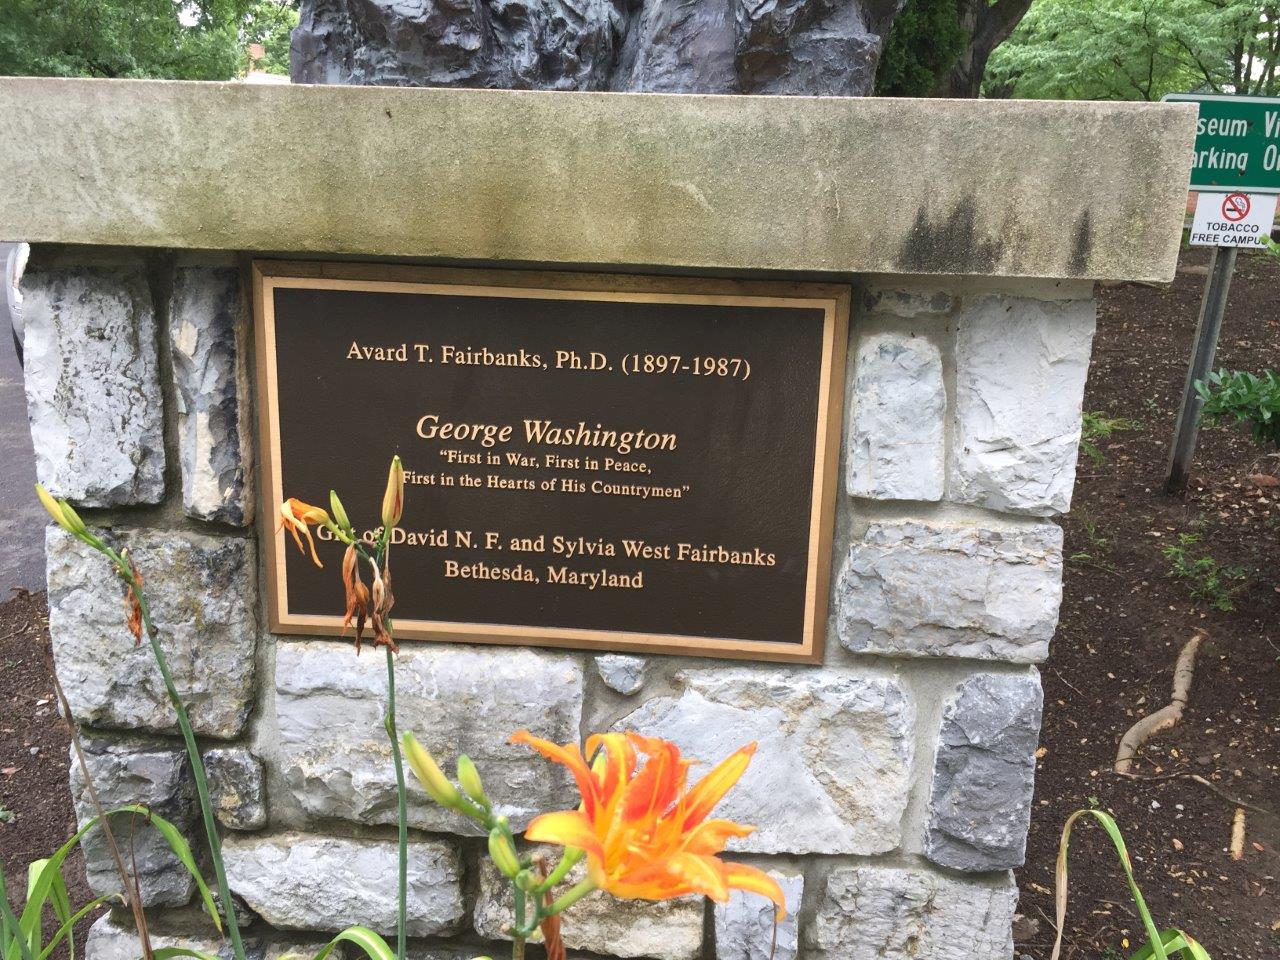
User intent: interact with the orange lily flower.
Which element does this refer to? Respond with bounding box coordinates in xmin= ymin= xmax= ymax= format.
xmin=279 ymin=498 xmax=330 ymax=568
xmin=510 ymin=731 xmax=786 ymax=919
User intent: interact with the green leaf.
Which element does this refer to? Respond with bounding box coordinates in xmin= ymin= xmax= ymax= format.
xmin=312 ymin=926 xmax=396 ymax=960
xmin=37 ymin=896 xmax=117 ymax=960
xmin=151 ymin=949 xmax=220 ymax=960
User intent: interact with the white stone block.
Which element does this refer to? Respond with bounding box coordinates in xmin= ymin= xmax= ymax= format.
xmin=620 ymin=668 xmax=914 ymax=855
xmin=273 ymin=641 xmax=582 ymax=833
xmin=847 ymin=332 xmax=945 ymax=501
xmin=169 ymin=266 xmax=252 ymax=525
xmin=47 ymin=527 xmax=257 ymax=738
xmin=951 ymin=295 xmax=1096 ymax=516
xmin=21 ymin=264 xmax=165 ymax=505
xmin=714 ymin=867 xmax=802 ymax=960
xmin=837 ymin=520 xmax=1062 ymax=663
xmin=222 ymin=833 xmax=464 ymax=937
xmin=812 ymin=865 xmax=1017 ymax=960
xmin=474 ymin=847 xmax=703 ymax=960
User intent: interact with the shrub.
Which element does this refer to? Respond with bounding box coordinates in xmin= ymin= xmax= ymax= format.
xmin=1195 ymin=368 xmax=1280 ymax=451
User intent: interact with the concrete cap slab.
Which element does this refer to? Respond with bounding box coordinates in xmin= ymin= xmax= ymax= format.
xmin=0 ymin=78 xmax=1195 ymax=282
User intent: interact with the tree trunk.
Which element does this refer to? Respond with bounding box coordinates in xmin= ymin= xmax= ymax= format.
xmin=291 ymin=0 xmax=906 ymax=96
xmin=940 ymin=0 xmax=1032 ymax=97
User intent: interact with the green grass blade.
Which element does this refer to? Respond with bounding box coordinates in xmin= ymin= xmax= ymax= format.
xmin=1052 ymin=809 xmax=1172 ymax=960
xmin=151 ymin=948 xmax=220 ymax=960
xmin=131 ymin=808 xmax=222 ymax=934
xmin=46 ymin=866 xmax=73 ymax=960
xmin=312 ymin=926 xmax=396 ymax=960
xmin=0 ymin=868 xmax=35 ymax=960
xmin=36 ymin=895 xmax=116 ymax=960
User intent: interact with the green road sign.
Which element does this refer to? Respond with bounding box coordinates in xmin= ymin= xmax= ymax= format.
xmin=1163 ymin=93 xmax=1280 ymax=194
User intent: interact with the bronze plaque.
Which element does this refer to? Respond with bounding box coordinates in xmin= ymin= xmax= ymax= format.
xmin=254 ymin=262 xmax=848 ymax=663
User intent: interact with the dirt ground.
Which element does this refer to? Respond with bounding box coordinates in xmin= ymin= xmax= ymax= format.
xmin=1 ymin=246 xmax=1277 ymax=960
xmin=0 ymin=589 xmax=101 ymax=950
xmin=1017 ymin=245 xmax=1280 ymax=960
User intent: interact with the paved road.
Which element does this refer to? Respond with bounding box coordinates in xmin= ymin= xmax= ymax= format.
xmin=0 ymin=241 xmax=45 ymax=594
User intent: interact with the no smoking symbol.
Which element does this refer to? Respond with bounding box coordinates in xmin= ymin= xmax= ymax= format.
xmin=1222 ymin=192 xmax=1251 ymax=222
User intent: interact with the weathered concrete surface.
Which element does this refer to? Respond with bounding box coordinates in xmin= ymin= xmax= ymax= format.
xmin=293 ymin=0 xmax=902 ymax=97
xmin=0 ymin=79 xmax=1193 ymax=281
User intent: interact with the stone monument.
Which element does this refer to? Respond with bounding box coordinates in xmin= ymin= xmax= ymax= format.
xmin=0 ymin=76 xmax=1194 ymax=960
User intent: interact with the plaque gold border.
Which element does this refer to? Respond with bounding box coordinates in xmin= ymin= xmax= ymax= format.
xmin=252 ymin=260 xmax=849 ymax=665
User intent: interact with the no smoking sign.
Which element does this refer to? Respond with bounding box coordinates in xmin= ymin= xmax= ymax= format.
xmin=1190 ymin=191 xmax=1277 ymax=247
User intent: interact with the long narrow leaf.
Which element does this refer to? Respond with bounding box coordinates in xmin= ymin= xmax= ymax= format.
xmin=0 ymin=869 xmax=36 ymax=960
xmin=19 ymin=805 xmax=222 ymax=949
xmin=36 ymin=895 xmax=117 ymax=960
xmin=312 ymin=926 xmax=396 ymax=960
xmin=151 ymin=948 xmax=219 ymax=960
xmin=46 ymin=865 xmax=74 ymax=960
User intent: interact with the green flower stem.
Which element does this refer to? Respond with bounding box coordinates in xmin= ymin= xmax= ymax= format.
xmin=545 ymin=878 xmax=595 ymax=917
xmin=131 ymin=587 xmax=246 ymax=960
xmin=511 ymin=885 xmax=527 ymax=960
xmin=383 ymin=643 xmax=408 ymax=960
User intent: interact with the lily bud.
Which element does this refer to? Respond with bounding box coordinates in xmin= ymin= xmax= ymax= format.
xmin=402 ymin=732 xmax=462 ymax=810
xmin=456 ymin=755 xmax=489 ymax=809
xmin=57 ymin=499 xmax=91 ymax=539
xmin=488 ymin=829 xmax=521 ymax=879
xmin=35 ymin=483 xmax=70 ymax=531
xmin=329 ymin=490 xmax=353 ymax=537
xmin=381 ymin=456 xmax=404 ymax=528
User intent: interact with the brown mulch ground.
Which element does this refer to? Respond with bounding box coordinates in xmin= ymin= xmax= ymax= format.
xmin=1 ymin=247 xmax=1277 ymax=960
xmin=1018 ymin=245 xmax=1280 ymax=960
xmin=0 ymin=589 xmax=103 ymax=952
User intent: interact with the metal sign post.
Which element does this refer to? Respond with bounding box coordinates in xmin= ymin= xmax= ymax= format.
xmin=1164 ymin=244 xmax=1237 ymax=494
xmin=1160 ymin=92 xmax=1280 ymax=493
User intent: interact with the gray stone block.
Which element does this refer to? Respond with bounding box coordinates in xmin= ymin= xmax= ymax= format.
xmin=47 ymin=527 xmax=258 ymax=738
xmin=714 ymin=867 xmax=802 ymax=960
xmin=69 ymin=737 xmax=197 ymax=907
xmin=21 ymin=263 xmax=165 ymax=506
xmin=222 ymin=833 xmax=464 ymax=937
xmin=925 ymin=672 xmax=1044 ymax=872
xmin=812 ymin=865 xmax=1018 ymax=960
xmin=594 ymin=654 xmax=646 ymax=695
xmin=474 ymin=844 xmax=703 ymax=960
xmin=951 ymin=295 xmax=1097 ymax=516
xmin=620 ymin=667 xmax=914 ymax=855
xmin=847 ymin=332 xmax=946 ymax=502
xmin=837 ymin=520 xmax=1063 ymax=663
xmin=169 ymin=266 xmax=252 ymax=525
xmin=85 ymin=913 xmax=231 ymax=960
xmin=204 ymin=747 xmax=267 ymax=831
xmin=860 ymin=285 xmax=955 ymax=319
xmin=273 ymin=641 xmax=582 ymax=833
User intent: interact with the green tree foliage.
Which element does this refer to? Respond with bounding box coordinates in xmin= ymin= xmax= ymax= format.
xmin=987 ymin=0 xmax=1280 ymax=100
xmin=876 ymin=0 xmax=968 ymax=95
xmin=0 ymin=0 xmax=298 ymax=80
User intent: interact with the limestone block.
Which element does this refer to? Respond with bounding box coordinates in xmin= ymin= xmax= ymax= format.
xmin=85 ymin=914 xmax=230 ymax=960
xmin=204 ymin=747 xmax=267 ymax=831
xmin=169 ymin=266 xmax=252 ymax=525
xmin=21 ymin=264 xmax=165 ymax=506
xmin=846 ymin=333 xmax=945 ymax=501
xmin=620 ymin=668 xmax=914 ymax=855
xmin=69 ymin=737 xmax=197 ymax=907
xmin=274 ymin=641 xmax=582 ymax=833
xmin=47 ymin=527 xmax=257 ymax=738
xmin=714 ymin=867 xmax=803 ymax=960
xmin=837 ymin=520 xmax=1063 ymax=663
xmin=925 ymin=673 xmax=1044 ymax=872
xmin=951 ymin=296 xmax=1097 ymax=516
xmin=222 ymin=833 xmax=464 ymax=937
xmin=811 ymin=866 xmax=1018 ymax=960
xmin=594 ymin=654 xmax=646 ymax=695
xmin=474 ymin=848 xmax=703 ymax=960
